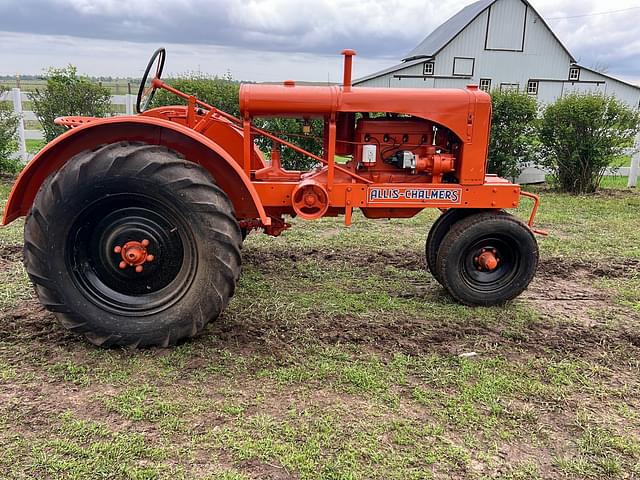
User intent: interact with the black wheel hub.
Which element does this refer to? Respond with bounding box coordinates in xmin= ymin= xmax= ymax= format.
xmin=461 ymin=236 xmax=519 ymax=293
xmin=66 ymin=194 xmax=196 ymax=315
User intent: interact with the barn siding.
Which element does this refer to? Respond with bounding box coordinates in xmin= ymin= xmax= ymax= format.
xmin=536 ymin=81 xmax=563 ymax=103
xmin=577 ymin=69 xmax=640 ymax=107
xmin=360 ymin=76 xmax=391 ymax=88
xmin=390 ymin=77 xmax=435 ymax=88
xmin=437 ymin=0 xmax=572 ymax=92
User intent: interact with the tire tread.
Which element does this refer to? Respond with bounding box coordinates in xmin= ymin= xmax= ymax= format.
xmin=24 ymin=141 xmax=242 ymax=347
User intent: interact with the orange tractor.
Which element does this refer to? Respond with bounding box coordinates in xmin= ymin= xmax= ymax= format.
xmin=2 ymin=49 xmax=544 ymax=347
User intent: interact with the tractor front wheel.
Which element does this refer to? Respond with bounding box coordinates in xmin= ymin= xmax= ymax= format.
xmin=425 ymin=209 xmax=477 ymax=285
xmin=436 ymin=211 xmax=538 ymax=306
xmin=24 ymin=142 xmax=242 ymax=347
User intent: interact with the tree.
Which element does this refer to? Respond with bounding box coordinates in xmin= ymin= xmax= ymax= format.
xmin=30 ymin=66 xmax=112 ymax=142
xmin=539 ymin=93 xmax=640 ymax=193
xmin=0 ymin=87 xmax=20 ymax=175
xmin=487 ymin=89 xmax=539 ymax=178
xmin=151 ymin=73 xmax=322 ymax=170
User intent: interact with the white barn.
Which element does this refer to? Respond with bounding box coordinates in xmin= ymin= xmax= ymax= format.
xmin=354 ymin=0 xmax=640 ymax=108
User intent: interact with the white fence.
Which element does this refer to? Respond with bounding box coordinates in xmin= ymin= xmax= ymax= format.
xmin=1 ymin=87 xmax=639 ymax=187
xmin=630 ymin=133 xmax=640 ymax=187
xmin=1 ymin=87 xmax=136 ymax=163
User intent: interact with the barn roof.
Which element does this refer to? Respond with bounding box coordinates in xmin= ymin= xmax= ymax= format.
xmin=576 ymin=64 xmax=640 ymax=91
xmin=404 ymin=0 xmax=575 ymax=62
xmin=354 ymin=0 xmax=577 ymax=85
xmin=403 ymin=0 xmax=494 ymax=61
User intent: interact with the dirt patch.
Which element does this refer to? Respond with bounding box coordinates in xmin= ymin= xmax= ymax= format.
xmin=208 ymin=304 xmax=639 ymax=365
xmin=235 ymin=460 xmax=290 ymax=480
xmin=525 ymin=267 xmax=610 ymax=320
xmin=246 ymin=247 xmax=640 ymax=281
xmin=538 ymin=256 xmax=640 ymax=280
xmin=592 ymin=187 xmax=639 ymax=199
xmin=0 ymin=243 xmax=22 ymax=270
xmin=243 ymin=246 xmax=425 ymax=273
xmin=242 ymin=249 xmax=640 ymax=358
xmin=0 ymin=299 xmax=77 ymax=346
xmin=527 ymin=256 xmax=639 ymax=330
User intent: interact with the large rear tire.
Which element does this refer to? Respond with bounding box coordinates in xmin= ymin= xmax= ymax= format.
xmin=436 ymin=211 xmax=538 ymax=306
xmin=24 ymin=141 xmax=242 ymax=347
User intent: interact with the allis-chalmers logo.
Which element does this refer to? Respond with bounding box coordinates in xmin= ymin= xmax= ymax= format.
xmin=368 ymin=187 xmax=462 ymax=204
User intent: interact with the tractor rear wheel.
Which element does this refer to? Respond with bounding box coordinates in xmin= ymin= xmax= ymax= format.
xmin=436 ymin=211 xmax=538 ymax=306
xmin=425 ymin=209 xmax=477 ymax=284
xmin=24 ymin=141 xmax=242 ymax=347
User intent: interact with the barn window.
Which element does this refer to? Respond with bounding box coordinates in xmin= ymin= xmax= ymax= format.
xmin=527 ymin=81 xmax=538 ymax=95
xmin=500 ymin=83 xmax=519 ymax=92
xmin=423 ymin=62 xmax=434 ymax=75
xmin=453 ymin=57 xmax=474 ymax=76
xmin=479 ymin=79 xmax=492 ymax=92
xmin=569 ymin=67 xmax=580 ymax=81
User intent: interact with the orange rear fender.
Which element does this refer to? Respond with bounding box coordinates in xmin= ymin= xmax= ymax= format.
xmin=1 ymin=116 xmax=270 ymax=226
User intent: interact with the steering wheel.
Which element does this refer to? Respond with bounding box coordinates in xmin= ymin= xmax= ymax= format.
xmin=136 ymin=48 xmax=166 ymax=113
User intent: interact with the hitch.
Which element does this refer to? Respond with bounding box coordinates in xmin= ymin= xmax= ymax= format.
xmin=520 ymin=191 xmax=548 ymax=236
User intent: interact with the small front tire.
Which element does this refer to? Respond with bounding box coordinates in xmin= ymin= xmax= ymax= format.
xmin=426 ymin=209 xmax=480 ymax=284
xmin=436 ymin=211 xmax=538 ymax=306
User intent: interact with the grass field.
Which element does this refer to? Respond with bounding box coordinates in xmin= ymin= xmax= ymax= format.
xmin=1 ymin=177 xmax=639 ymax=479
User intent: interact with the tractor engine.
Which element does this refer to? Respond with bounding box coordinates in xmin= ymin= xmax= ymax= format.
xmin=352 ymin=118 xmax=457 ymax=182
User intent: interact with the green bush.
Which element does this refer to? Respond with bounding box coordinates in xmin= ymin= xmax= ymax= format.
xmin=0 ymin=87 xmax=21 ymax=175
xmin=151 ymin=73 xmax=322 ymax=170
xmin=30 ymin=66 xmax=112 ymax=142
xmin=254 ymin=117 xmax=323 ymax=171
xmin=539 ymin=93 xmax=640 ymax=193
xmin=151 ymin=72 xmax=241 ymax=117
xmin=487 ymin=89 xmax=538 ymax=178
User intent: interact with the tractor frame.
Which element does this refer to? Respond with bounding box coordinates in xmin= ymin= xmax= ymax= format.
xmin=1 ymin=48 xmax=545 ymax=347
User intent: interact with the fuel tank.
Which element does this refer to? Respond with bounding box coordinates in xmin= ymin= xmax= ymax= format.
xmin=239 ymin=83 xmax=341 ymax=117
xmin=239 ymin=83 xmax=488 ymax=118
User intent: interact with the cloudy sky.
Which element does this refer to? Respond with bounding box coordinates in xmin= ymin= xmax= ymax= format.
xmin=0 ymin=0 xmax=639 ymax=84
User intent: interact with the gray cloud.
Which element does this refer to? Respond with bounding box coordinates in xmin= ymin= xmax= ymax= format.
xmin=0 ymin=0 xmax=432 ymax=56
xmin=0 ymin=0 xmax=638 ymax=83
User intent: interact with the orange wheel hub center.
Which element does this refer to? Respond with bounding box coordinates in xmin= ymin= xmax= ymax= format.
xmin=114 ymin=239 xmax=155 ymax=273
xmin=304 ymin=193 xmax=317 ymax=207
xmin=475 ymin=249 xmax=499 ymax=271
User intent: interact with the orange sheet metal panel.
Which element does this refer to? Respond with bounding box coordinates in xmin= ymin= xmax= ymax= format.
xmin=253 ymin=182 xmax=520 ymax=212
